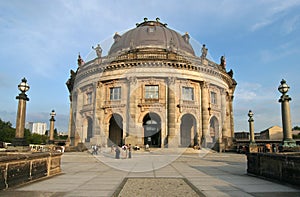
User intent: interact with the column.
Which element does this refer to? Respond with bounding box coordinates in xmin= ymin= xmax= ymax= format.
xmin=67 ymin=101 xmax=74 ymax=146
xmin=13 ymin=78 xmax=30 ymax=146
xmin=126 ymin=76 xmax=137 ymax=145
xmin=49 ymin=110 xmax=56 ymax=144
xmin=201 ymin=81 xmax=210 ymax=147
xmin=248 ymin=110 xmax=255 ymax=144
xmin=220 ymin=89 xmax=227 ymax=141
xmin=278 ymin=79 xmax=296 ymax=147
xmin=229 ymin=95 xmax=235 ymax=139
xmin=248 ymin=110 xmax=257 ymax=153
xmin=167 ymin=77 xmax=177 ymax=147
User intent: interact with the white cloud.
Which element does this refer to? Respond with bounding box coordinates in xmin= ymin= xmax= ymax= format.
xmin=282 ymin=15 xmax=300 ymax=34
xmin=250 ymin=0 xmax=300 ymax=31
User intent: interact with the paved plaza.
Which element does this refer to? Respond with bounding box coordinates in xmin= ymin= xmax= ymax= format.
xmin=0 ymin=149 xmax=299 ymax=197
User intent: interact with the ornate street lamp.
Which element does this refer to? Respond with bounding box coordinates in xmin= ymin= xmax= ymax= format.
xmin=278 ymin=79 xmax=296 ymax=147
xmin=248 ymin=110 xmax=256 ymax=144
xmin=13 ymin=78 xmax=30 ymax=146
xmin=48 ymin=110 xmax=56 ymax=144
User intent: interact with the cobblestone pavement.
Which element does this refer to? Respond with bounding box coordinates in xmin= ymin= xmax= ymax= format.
xmin=0 ymin=149 xmax=300 ymax=197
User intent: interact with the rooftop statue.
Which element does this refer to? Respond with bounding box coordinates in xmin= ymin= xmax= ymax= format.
xmin=201 ymin=44 xmax=208 ymax=58
xmin=92 ymin=44 xmax=102 ymax=58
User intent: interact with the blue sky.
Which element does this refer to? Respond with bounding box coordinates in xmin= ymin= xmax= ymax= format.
xmin=0 ymin=0 xmax=300 ymax=133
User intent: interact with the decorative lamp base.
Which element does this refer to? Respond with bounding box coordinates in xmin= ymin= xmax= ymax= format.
xmin=282 ymin=139 xmax=297 ymax=148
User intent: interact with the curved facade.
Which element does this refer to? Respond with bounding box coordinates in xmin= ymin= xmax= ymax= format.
xmin=66 ymin=19 xmax=237 ymax=151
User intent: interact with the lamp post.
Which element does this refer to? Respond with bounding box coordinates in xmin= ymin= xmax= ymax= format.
xmin=278 ymin=79 xmax=296 ymax=147
xmin=13 ymin=78 xmax=30 ymax=146
xmin=248 ymin=110 xmax=257 ymax=152
xmin=49 ymin=110 xmax=56 ymax=144
xmin=248 ymin=110 xmax=256 ymax=144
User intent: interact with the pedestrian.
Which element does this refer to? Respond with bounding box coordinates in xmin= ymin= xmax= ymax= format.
xmin=115 ymin=146 xmax=120 ymax=159
xmin=95 ymin=145 xmax=98 ymax=155
xmin=272 ymin=144 xmax=276 ymax=153
xmin=265 ymin=143 xmax=271 ymax=153
xmin=128 ymin=144 xmax=132 ymax=159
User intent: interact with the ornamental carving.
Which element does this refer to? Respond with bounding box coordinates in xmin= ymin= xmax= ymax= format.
xmin=127 ymin=76 xmax=137 ymax=85
xmin=167 ymin=77 xmax=176 ymax=85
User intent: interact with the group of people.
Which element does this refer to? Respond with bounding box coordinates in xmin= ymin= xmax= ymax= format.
xmin=113 ymin=144 xmax=132 ymax=159
xmin=91 ymin=145 xmax=100 ymax=155
xmin=264 ymin=143 xmax=280 ymax=153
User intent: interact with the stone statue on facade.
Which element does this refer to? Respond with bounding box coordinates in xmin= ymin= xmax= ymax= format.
xmin=201 ymin=44 xmax=208 ymax=58
xmin=66 ymin=69 xmax=77 ymax=94
xmin=227 ymin=69 xmax=233 ymax=78
xmin=220 ymin=55 xmax=226 ymax=69
xmin=92 ymin=44 xmax=102 ymax=58
xmin=77 ymin=54 xmax=85 ymax=67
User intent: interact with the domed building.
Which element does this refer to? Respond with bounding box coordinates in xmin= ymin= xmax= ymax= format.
xmin=66 ymin=18 xmax=237 ymax=151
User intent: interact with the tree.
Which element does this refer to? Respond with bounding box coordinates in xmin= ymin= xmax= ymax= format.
xmin=28 ymin=133 xmax=48 ymax=144
xmin=0 ymin=119 xmax=15 ymax=142
xmin=54 ymin=128 xmax=58 ymax=139
xmin=292 ymin=126 xmax=300 ymax=130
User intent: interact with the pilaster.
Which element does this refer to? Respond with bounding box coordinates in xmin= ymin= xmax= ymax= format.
xmin=167 ymin=77 xmax=178 ymax=147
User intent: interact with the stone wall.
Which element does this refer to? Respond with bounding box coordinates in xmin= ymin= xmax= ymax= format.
xmin=247 ymin=152 xmax=300 ymax=186
xmin=0 ymin=152 xmax=62 ymax=190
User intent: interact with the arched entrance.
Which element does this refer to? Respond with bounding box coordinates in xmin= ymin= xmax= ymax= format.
xmin=209 ymin=116 xmax=219 ymax=143
xmin=108 ymin=114 xmax=123 ymax=146
xmin=86 ymin=117 xmax=93 ymax=142
xmin=143 ymin=113 xmax=161 ymax=147
xmin=180 ymin=114 xmax=197 ymax=147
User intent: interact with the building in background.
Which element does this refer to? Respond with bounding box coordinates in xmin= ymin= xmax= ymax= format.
xmin=66 ymin=19 xmax=237 ymax=151
xmin=25 ymin=122 xmax=47 ymax=135
xmin=234 ymin=132 xmax=249 ymax=140
xmin=259 ymin=125 xmax=283 ymax=140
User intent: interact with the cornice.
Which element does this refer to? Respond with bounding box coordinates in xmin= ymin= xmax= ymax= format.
xmin=74 ymin=50 xmax=236 ymax=91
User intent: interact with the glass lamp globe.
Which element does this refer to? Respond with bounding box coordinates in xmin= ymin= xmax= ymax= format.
xmin=50 ymin=110 xmax=56 ymax=117
xmin=248 ymin=110 xmax=253 ymax=118
xmin=18 ymin=78 xmax=30 ymax=93
xmin=278 ymin=79 xmax=289 ymax=94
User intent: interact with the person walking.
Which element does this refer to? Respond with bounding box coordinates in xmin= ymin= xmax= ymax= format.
xmin=128 ymin=144 xmax=132 ymax=159
xmin=115 ymin=146 xmax=120 ymax=159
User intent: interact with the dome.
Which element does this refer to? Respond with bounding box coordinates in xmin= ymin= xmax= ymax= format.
xmin=108 ymin=19 xmax=195 ymax=56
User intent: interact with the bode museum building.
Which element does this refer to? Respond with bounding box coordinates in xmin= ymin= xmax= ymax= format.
xmin=66 ymin=18 xmax=237 ymax=151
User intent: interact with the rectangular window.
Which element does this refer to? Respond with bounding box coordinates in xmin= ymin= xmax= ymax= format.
xmin=110 ymin=87 xmax=121 ymax=100
xmin=182 ymin=87 xmax=194 ymax=101
xmin=211 ymin=92 xmax=217 ymax=104
xmin=145 ymin=85 xmax=159 ymax=99
xmin=86 ymin=92 xmax=92 ymax=104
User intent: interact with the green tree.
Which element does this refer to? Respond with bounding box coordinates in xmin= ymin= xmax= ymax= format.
xmin=292 ymin=126 xmax=300 ymax=130
xmin=28 ymin=133 xmax=48 ymax=144
xmin=0 ymin=119 xmax=15 ymax=142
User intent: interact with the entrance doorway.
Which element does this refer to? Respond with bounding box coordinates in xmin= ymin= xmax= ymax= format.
xmin=180 ymin=114 xmax=197 ymax=147
xmin=209 ymin=116 xmax=219 ymax=143
xmin=108 ymin=114 xmax=123 ymax=146
xmin=86 ymin=117 xmax=93 ymax=142
xmin=143 ymin=113 xmax=161 ymax=147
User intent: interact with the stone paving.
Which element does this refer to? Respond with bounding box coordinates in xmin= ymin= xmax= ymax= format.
xmin=0 ymin=148 xmax=300 ymax=197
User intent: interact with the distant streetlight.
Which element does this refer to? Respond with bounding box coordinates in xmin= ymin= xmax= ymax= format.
xmin=13 ymin=78 xmax=30 ymax=146
xmin=278 ymin=79 xmax=296 ymax=147
xmin=49 ymin=110 xmax=56 ymax=144
xmin=248 ymin=110 xmax=256 ymax=144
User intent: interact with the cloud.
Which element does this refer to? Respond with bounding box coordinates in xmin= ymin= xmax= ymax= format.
xmin=250 ymin=0 xmax=300 ymax=31
xmin=282 ymin=14 xmax=300 ymax=34
xmin=259 ymin=41 xmax=300 ymax=63
xmin=234 ymin=82 xmax=275 ymax=101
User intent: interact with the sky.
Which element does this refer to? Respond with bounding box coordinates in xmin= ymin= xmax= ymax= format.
xmin=0 ymin=0 xmax=300 ymax=133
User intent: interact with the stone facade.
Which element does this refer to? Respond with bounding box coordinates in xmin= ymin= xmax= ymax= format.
xmin=247 ymin=152 xmax=300 ymax=186
xmin=0 ymin=152 xmax=61 ymax=190
xmin=66 ymin=19 xmax=237 ymax=151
